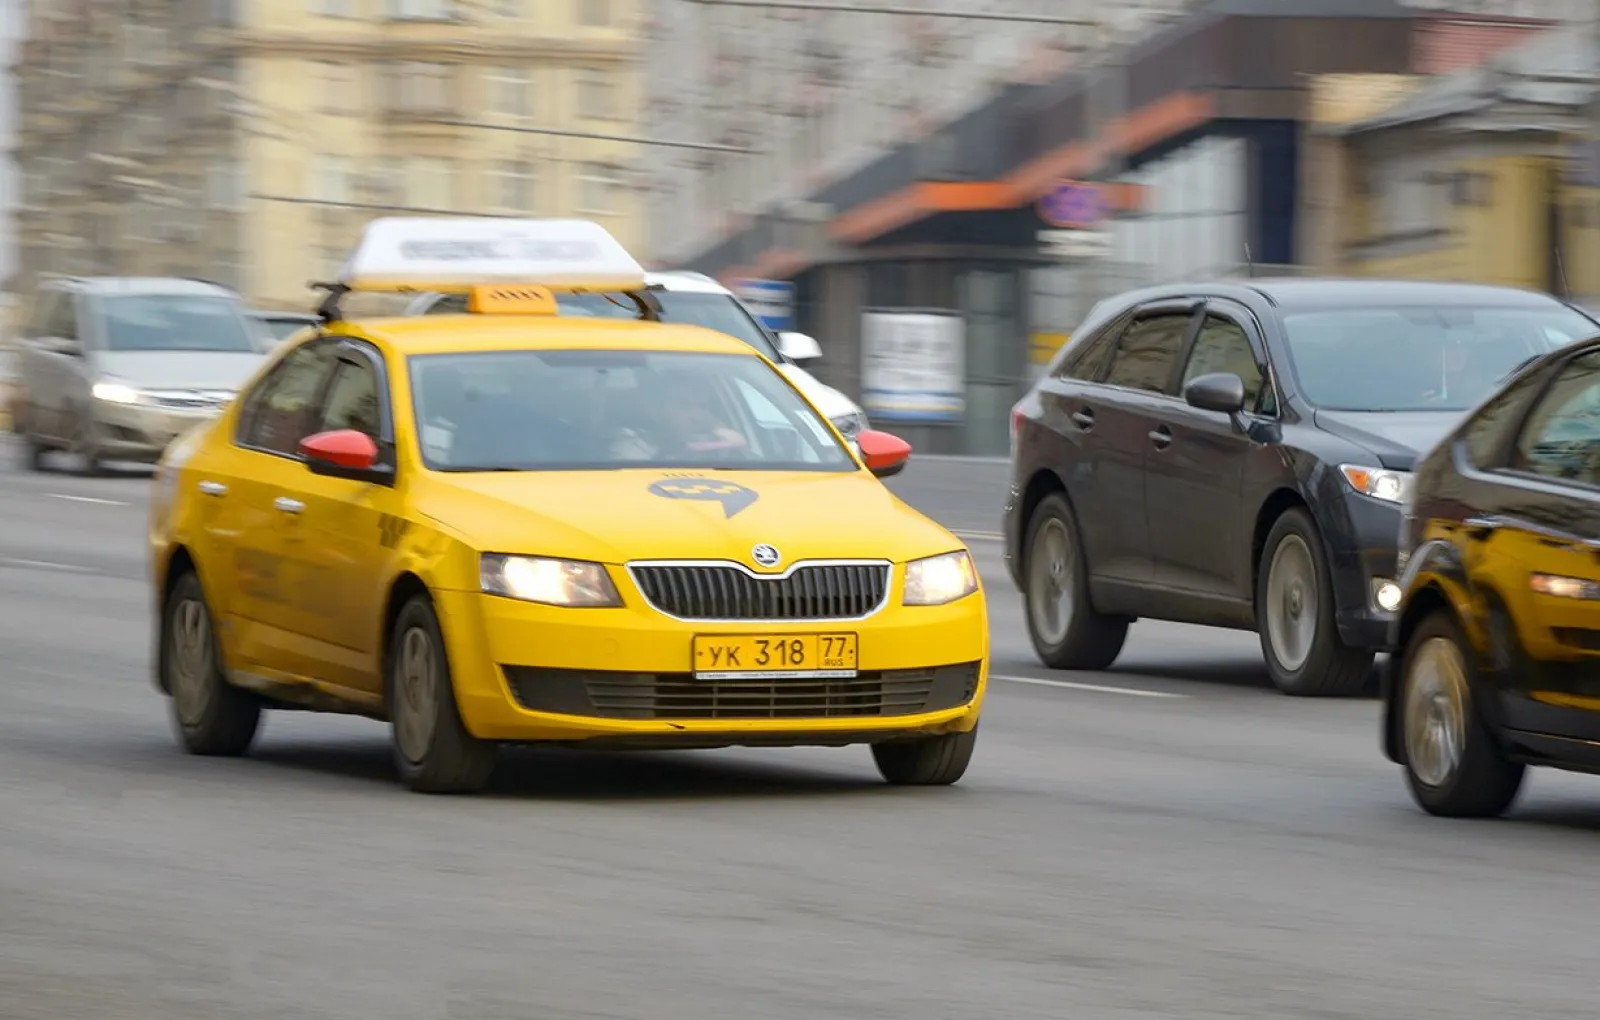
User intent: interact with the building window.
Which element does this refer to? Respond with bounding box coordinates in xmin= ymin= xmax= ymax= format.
xmin=318 ymin=61 xmax=359 ymax=114
xmin=385 ymin=0 xmax=454 ymax=19
xmin=313 ymin=155 xmax=353 ymax=205
xmin=488 ymin=67 xmax=530 ymax=118
xmin=495 ymin=0 xmax=519 ymax=14
xmin=205 ymin=160 xmax=245 ymax=210
xmin=490 ymin=160 xmax=536 ymax=212
xmin=391 ymin=62 xmax=452 ymax=114
xmin=577 ymin=0 xmax=609 ymax=25
xmin=312 ymin=0 xmax=355 ymax=14
xmin=575 ymin=69 xmax=614 ymax=119
xmin=403 ymin=157 xmax=454 ymax=210
xmin=577 ymin=162 xmax=621 ymax=214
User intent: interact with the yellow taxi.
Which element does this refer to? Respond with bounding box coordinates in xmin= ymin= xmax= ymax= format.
xmin=148 ymin=218 xmax=988 ymax=793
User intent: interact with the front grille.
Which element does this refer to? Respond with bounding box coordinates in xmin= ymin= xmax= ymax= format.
xmin=629 ymin=561 xmax=890 ymax=621
xmin=503 ymin=662 xmax=980 ymax=721
xmin=147 ymin=390 xmax=232 ymax=412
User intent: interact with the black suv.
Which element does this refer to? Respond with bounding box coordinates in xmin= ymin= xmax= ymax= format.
xmin=1003 ymin=279 xmax=1598 ymax=696
xmin=1384 ymin=334 xmax=1600 ymax=817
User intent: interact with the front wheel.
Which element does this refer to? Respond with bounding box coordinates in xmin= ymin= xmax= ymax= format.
xmin=871 ymin=727 xmax=977 ymax=786
xmin=1399 ymin=611 xmax=1524 ymax=818
xmin=387 ymin=595 xmax=498 ymax=794
xmin=1023 ymin=493 xmax=1128 ymax=670
xmin=1256 ymin=508 xmax=1372 ymax=696
xmin=163 ymin=571 xmax=261 ymax=756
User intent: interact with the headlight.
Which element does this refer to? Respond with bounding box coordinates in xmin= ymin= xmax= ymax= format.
xmin=479 ymin=554 xmax=622 ymax=607
xmin=93 ymin=381 xmax=141 ymax=404
xmin=830 ymin=411 xmax=868 ymax=439
xmin=1338 ymin=464 xmax=1413 ymax=505
xmin=903 ymin=550 xmax=979 ymax=606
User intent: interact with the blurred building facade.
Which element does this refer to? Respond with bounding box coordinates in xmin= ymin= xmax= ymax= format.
xmin=656 ymin=0 xmax=1564 ymax=455
xmin=13 ymin=0 xmax=645 ymax=309
xmin=1307 ymin=17 xmax=1600 ymax=313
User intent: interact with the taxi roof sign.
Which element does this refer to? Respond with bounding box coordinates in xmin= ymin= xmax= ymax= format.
xmin=338 ymin=217 xmax=647 ymax=294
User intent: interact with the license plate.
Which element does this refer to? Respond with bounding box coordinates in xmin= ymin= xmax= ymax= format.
xmin=692 ymin=633 xmax=858 ymax=679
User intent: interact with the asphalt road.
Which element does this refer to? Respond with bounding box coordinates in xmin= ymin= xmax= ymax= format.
xmin=7 ymin=443 xmax=1600 ymax=1019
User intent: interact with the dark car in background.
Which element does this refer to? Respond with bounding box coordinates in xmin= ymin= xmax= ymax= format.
xmin=1004 ymin=279 xmax=1598 ymax=696
xmin=1384 ymin=334 xmax=1600 ymax=817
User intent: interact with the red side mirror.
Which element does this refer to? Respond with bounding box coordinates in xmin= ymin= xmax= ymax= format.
xmin=856 ymin=429 xmax=912 ymax=479
xmin=299 ymin=429 xmax=379 ymax=472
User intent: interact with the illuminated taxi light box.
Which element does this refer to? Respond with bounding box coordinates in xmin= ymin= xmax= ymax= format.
xmin=340 ymin=217 xmax=648 ymax=293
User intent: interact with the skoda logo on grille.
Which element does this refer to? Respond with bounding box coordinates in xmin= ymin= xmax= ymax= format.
xmin=751 ymin=544 xmax=782 ymax=569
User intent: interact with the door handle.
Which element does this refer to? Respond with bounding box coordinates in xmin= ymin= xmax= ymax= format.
xmin=1070 ymin=409 xmax=1095 ymax=431
xmin=198 ymin=480 xmax=227 ymax=497
xmin=274 ymin=496 xmax=305 ymax=515
xmin=1149 ymin=426 xmax=1173 ymax=449
xmin=1463 ymin=516 xmax=1499 ymax=540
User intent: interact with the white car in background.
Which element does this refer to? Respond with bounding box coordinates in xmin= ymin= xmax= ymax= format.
xmin=403 ymin=271 xmax=871 ymax=439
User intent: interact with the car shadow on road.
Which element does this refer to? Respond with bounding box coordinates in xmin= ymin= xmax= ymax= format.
xmin=247 ymin=738 xmax=904 ymax=802
xmin=1105 ymin=656 xmax=1383 ymax=698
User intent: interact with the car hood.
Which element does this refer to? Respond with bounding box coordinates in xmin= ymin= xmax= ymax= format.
xmin=417 ymin=468 xmax=961 ymax=566
xmin=94 ymin=351 xmax=265 ymax=391
xmin=1313 ymin=409 xmax=1464 ymax=470
xmin=778 ymin=364 xmax=860 ymax=421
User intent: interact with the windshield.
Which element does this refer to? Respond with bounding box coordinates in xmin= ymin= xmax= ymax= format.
xmin=98 ymin=294 xmax=260 ymax=354
xmin=1281 ymin=305 xmax=1599 ymax=412
xmin=422 ymin=290 xmax=781 ymax=360
xmin=408 ymin=349 xmax=855 ymax=473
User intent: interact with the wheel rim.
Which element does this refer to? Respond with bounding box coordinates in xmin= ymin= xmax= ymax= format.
xmin=168 ymin=596 xmax=214 ymax=725
xmin=393 ymin=626 xmax=438 ymax=764
xmin=1028 ymin=517 xmax=1075 ymax=646
xmin=1265 ymin=534 xmax=1318 ymax=672
xmin=1404 ymin=636 xmax=1470 ymax=788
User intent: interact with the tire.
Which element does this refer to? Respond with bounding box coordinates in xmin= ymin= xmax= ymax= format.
xmin=1255 ymin=508 xmax=1373 ymax=696
xmin=1022 ymin=493 xmax=1128 ymax=670
xmin=20 ymin=404 xmax=50 ymax=472
xmin=872 ymin=726 xmax=977 ymax=786
xmin=1398 ymin=611 xmax=1524 ymax=818
xmin=74 ymin=411 xmax=103 ymax=476
xmin=387 ymin=594 xmax=498 ymax=794
xmin=163 ymin=570 xmax=261 ymax=756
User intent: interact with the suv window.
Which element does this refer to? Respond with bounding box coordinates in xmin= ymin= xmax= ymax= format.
xmin=43 ymin=293 xmax=78 ymax=340
xmin=1181 ymin=315 xmax=1264 ymax=411
xmin=1104 ymin=312 xmax=1193 ymax=394
xmin=236 ymin=340 xmax=340 ymax=455
xmin=1511 ymin=349 xmax=1600 ymax=488
xmin=1054 ymin=311 xmax=1127 ymax=382
xmin=1459 ymin=368 xmax=1548 ymax=469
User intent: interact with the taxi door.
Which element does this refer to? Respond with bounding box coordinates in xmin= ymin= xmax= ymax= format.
xmin=274 ymin=343 xmax=403 ymax=696
xmin=216 ymin=338 xmax=342 ymax=678
xmin=1473 ymin=350 xmax=1600 ymax=740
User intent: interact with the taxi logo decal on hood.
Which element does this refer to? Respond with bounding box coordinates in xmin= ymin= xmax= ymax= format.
xmin=648 ymin=477 xmax=759 ymax=519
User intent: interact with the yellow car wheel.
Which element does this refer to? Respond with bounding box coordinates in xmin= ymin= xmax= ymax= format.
xmin=386 ymin=594 xmax=498 ymax=794
xmin=871 ymin=726 xmax=978 ymax=786
xmin=163 ymin=571 xmax=261 ymax=757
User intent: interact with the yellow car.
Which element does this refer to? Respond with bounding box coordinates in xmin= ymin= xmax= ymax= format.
xmin=148 ymin=218 xmax=988 ymax=792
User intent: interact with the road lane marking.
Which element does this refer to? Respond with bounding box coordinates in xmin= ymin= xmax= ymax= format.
xmin=0 ymin=557 xmax=93 ymax=574
xmin=954 ymin=530 xmax=1003 ymax=542
xmin=45 ymin=493 xmax=129 ymax=506
xmin=993 ymin=673 xmax=1188 ymax=699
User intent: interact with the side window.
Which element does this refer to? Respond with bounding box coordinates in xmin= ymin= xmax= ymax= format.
xmin=1103 ymin=312 xmax=1193 ymax=394
xmin=1054 ymin=313 xmax=1126 ymax=382
xmin=236 ymin=340 xmax=339 ymax=456
xmin=1511 ymin=350 xmax=1600 ymax=488
xmin=318 ymin=354 xmax=384 ymax=438
xmin=1181 ymin=315 xmax=1265 ymax=411
xmin=1459 ymin=368 xmax=1547 ymax=469
xmin=43 ymin=293 xmax=78 ymax=340
xmin=25 ymin=291 xmax=58 ymax=337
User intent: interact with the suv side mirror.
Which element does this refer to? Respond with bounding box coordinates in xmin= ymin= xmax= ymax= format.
xmin=1183 ymin=372 xmax=1246 ymax=415
xmin=777 ymin=331 xmax=823 ymax=362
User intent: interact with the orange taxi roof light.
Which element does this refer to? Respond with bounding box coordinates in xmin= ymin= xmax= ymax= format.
xmin=466 ymin=285 xmax=559 ymax=315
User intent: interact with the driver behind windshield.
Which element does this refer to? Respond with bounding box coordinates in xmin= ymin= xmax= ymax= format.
xmin=609 ymin=370 xmax=749 ymax=462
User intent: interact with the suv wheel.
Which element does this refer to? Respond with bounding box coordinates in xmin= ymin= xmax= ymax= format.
xmin=387 ymin=594 xmax=498 ymax=794
xmin=1256 ymin=508 xmax=1373 ymax=696
xmin=1022 ymin=493 xmax=1129 ymax=671
xmin=163 ymin=571 xmax=262 ymax=756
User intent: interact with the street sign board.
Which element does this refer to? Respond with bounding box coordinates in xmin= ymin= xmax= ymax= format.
xmin=1038 ymin=181 xmax=1108 ymax=230
xmin=734 ymin=278 xmax=796 ymax=332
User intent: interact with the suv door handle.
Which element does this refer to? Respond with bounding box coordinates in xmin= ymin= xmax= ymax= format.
xmin=1149 ymin=425 xmax=1173 ymax=449
xmin=274 ymin=496 xmax=305 ymax=515
xmin=1070 ymin=409 xmax=1094 ymax=431
xmin=198 ymin=480 xmax=227 ymax=497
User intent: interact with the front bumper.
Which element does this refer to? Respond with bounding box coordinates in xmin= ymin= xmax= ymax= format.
xmin=94 ymin=401 xmax=219 ymax=460
xmin=1323 ymin=492 xmax=1405 ymax=651
xmin=432 ymin=581 xmax=989 ymax=746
